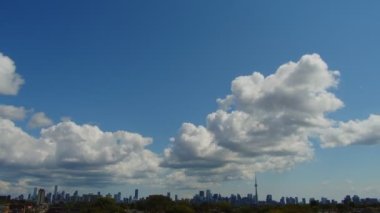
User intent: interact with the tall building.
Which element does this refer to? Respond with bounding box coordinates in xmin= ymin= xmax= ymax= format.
xmin=73 ymin=190 xmax=78 ymax=202
xmin=266 ymin=194 xmax=272 ymax=203
xmin=46 ymin=193 xmax=52 ymax=203
xmin=254 ymin=175 xmax=258 ymax=203
xmin=206 ymin=189 xmax=212 ymax=201
xmin=33 ymin=187 xmax=38 ymax=200
xmin=116 ymin=192 xmax=121 ymax=203
xmin=199 ymin=191 xmax=205 ymax=199
xmin=37 ymin=188 xmax=45 ymax=205
xmin=134 ymin=189 xmax=139 ymax=200
xmin=53 ymin=185 xmax=58 ymax=203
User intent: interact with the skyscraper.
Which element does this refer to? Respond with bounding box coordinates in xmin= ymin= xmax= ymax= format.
xmin=206 ymin=189 xmax=212 ymax=201
xmin=37 ymin=188 xmax=45 ymax=205
xmin=53 ymin=185 xmax=58 ymax=203
xmin=134 ymin=189 xmax=138 ymax=200
xmin=266 ymin=194 xmax=272 ymax=203
xmin=254 ymin=175 xmax=258 ymax=203
xmin=199 ymin=190 xmax=205 ymax=199
xmin=33 ymin=187 xmax=37 ymax=200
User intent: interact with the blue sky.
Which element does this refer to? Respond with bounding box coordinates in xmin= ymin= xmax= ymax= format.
xmin=1 ymin=0 xmax=380 ymax=200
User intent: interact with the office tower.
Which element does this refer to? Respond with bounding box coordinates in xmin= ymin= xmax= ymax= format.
xmin=117 ymin=192 xmax=121 ymax=202
xmin=343 ymin=195 xmax=351 ymax=204
xmin=167 ymin=192 xmax=171 ymax=199
xmin=134 ymin=189 xmax=138 ymax=200
xmin=199 ymin=191 xmax=205 ymax=199
xmin=46 ymin=193 xmax=52 ymax=203
xmin=266 ymin=194 xmax=272 ymax=203
xmin=37 ymin=188 xmax=45 ymax=205
xmin=175 ymin=194 xmax=178 ymax=201
xmin=352 ymin=195 xmax=360 ymax=204
xmin=206 ymin=189 xmax=212 ymax=201
xmin=237 ymin=194 xmax=241 ymax=200
xmin=53 ymin=185 xmax=58 ymax=202
xmin=33 ymin=187 xmax=38 ymax=200
xmin=247 ymin=193 xmax=253 ymax=201
xmin=73 ymin=190 xmax=78 ymax=201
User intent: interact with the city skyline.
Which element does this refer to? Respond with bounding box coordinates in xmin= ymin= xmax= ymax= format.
xmin=1 ymin=1 xmax=380 ymax=201
xmin=3 ymin=182 xmax=380 ymax=207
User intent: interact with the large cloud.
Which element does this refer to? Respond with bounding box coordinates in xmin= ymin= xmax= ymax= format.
xmin=0 ymin=52 xmax=160 ymax=189
xmin=0 ymin=118 xmax=160 ymax=187
xmin=0 ymin=52 xmax=24 ymax=95
xmin=4 ymin=50 xmax=380 ymax=192
xmin=163 ymin=54 xmax=343 ymax=185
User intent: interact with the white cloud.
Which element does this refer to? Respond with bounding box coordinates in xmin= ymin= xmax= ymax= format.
xmin=0 ymin=104 xmax=27 ymax=121
xmin=0 ymin=119 xmax=160 ymax=187
xmin=0 ymin=118 xmax=52 ymax=166
xmin=0 ymin=52 xmax=24 ymax=95
xmin=28 ymin=112 xmax=53 ymax=128
xmin=0 ymin=51 xmax=160 ymax=188
xmin=163 ymin=54 xmax=342 ymax=184
xmin=320 ymin=114 xmax=380 ymax=148
xmin=40 ymin=121 xmax=155 ymax=168
xmin=3 ymin=50 xmax=380 ymax=191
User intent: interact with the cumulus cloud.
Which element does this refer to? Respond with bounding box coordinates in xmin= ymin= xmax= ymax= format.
xmin=0 ymin=118 xmax=52 ymax=166
xmin=0 ymin=51 xmax=161 ymax=189
xmin=40 ymin=121 xmax=156 ymax=168
xmin=0 ymin=104 xmax=27 ymax=121
xmin=28 ymin=112 xmax=54 ymax=128
xmin=0 ymin=52 xmax=24 ymax=95
xmin=4 ymin=50 xmax=380 ymax=191
xmin=0 ymin=118 xmax=160 ymax=187
xmin=320 ymin=114 xmax=380 ymax=148
xmin=163 ymin=54 xmax=342 ymax=184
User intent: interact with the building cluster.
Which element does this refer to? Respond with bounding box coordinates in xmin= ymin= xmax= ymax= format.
xmin=3 ymin=185 xmax=141 ymax=205
xmin=190 ymin=190 xmax=380 ymax=206
xmin=189 ymin=177 xmax=379 ymax=206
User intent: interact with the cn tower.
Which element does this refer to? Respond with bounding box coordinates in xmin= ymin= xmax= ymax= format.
xmin=255 ymin=175 xmax=258 ymax=203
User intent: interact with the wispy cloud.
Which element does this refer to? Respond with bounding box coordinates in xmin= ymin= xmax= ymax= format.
xmin=0 ymin=104 xmax=27 ymax=121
